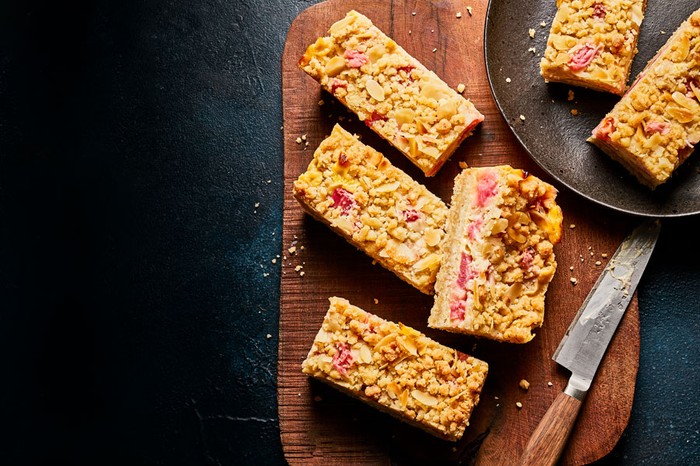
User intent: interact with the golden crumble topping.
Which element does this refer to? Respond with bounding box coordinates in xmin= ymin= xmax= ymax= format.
xmin=429 ymin=166 xmax=563 ymax=343
xmin=293 ymin=125 xmax=448 ymax=294
xmin=589 ymin=8 xmax=700 ymax=188
xmin=540 ymin=0 xmax=646 ymax=95
xmin=299 ymin=10 xmax=484 ymax=176
xmin=302 ymin=297 xmax=488 ymax=441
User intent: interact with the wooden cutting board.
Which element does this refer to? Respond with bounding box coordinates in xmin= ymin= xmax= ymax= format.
xmin=279 ymin=1 xmax=640 ymax=464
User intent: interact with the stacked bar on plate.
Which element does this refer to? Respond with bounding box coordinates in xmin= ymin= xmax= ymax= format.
xmin=540 ymin=0 xmax=647 ymax=95
xmin=589 ymin=8 xmax=700 ymax=189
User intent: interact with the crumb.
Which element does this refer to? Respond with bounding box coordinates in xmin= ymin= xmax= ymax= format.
xmin=595 ymin=260 xmax=602 ymax=266
xmin=431 ymin=29 xmax=434 ymax=33
xmin=569 ymin=265 xmax=574 ymax=271
xmin=602 ymin=253 xmax=608 ymax=258
xmin=280 ymin=125 xmax=284 ymax=131
xmin=456 ymin=12 xmax=462 ymax=18
xmin=528 ymin=47 xmax=537 ymax=54
xmin=570 ymin=277 xmax=578 ymax=285
xmin=519 ymin=379 xmax=530 ymax=390
xmin=266 ymin=333 xmax=272 ymax=339
xmin=494 ymin=396 xmax=499 ymax=400
xmin=567 ymin=90 xmax=575 ymax=101
xmin=412 ymin=11 xmax=416 ymax=16
xmin=548 ymin=381 xmax=553 ymax=387
xmin=570 ymin=224 xmax=576 ymax=229
xmin=459 ymin=161 xmax=469 ymax=169
xmin=255 ymin=202 xmax=260 ymax=208
xmin=506 ymin=77 xmax=512 ymax=83
xmin=540 ymin=21 xmax=547 ymax=27
xmin=571 ymin=109 xmax=579 ymax=116
xmin=300 ymin=246 xmax=305 ymax=250
xmin=318 ymin=99 xmax=324 ymax=106
xmin=467 ymin=6 xmax=473 ymax=16
xmin=409 ymin=30 xmax=412 ymax=34
xmin=295 ymin=137 xmax=302 ymax=144
xmin=516 ymin=401 xmax=523 ymax=409
xmin=288 ymin=246 xmax=297 ymax=254
xmin=528 ymin=28 xmax=536 ymax=38
xmin=660 ymin=31 xmax=666 ymax=35
xmin=300 ymin=271 xmax=305 ymax=276
xmin=373 ymin=298 xmax=379 ymax=304
xmin=519 ymin=114 xmax=526 ymax=121
xmin=271 ymin=258 xmax=277 ymax=264
xmin=457 ymin=83 xmax=466 ymax=93
xmin=295 ymin=265 xmax=303 ymax=272
xmin=432 ymin=48 xmax=437 ymax=53
xmin=263 ymin=272 xmax=269 ymax=277
xmin=301 ymin=134 xmax=307 ymax=141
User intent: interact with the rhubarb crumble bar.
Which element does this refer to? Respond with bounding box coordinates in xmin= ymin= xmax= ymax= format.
xmin=589 ymin=8 xmax=700 ymax=189
xmin=302 ymin=297 xmax=488 ymax=441
xmin=293 ymin=124 xmax=448 ymax=294
xmin=428 ymin=166 xmax=563 ymax=344
xmin=540 ymin=0 xmax=647 ymax=95
xmin=299 ymin=10 xmax=484 ymax=176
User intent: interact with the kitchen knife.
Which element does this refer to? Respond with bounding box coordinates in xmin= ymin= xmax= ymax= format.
xmin=519 ymin=218 xmax=661 ymax=466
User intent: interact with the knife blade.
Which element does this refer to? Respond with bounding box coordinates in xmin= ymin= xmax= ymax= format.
xmin=519 ymin=218 xmax=661 ymax=466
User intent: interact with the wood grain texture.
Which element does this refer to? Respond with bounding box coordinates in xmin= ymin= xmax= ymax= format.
xmin=519 ymin=392 xmax=584 ymax=466
xmin=279 ymin=1 xmax=640 ymax=464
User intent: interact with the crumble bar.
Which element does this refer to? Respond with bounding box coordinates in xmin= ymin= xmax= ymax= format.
xmin=589 ymin=8 xmax=700 ymax=189
xmin=428 ymin=166 xmax=563 ymax=343
xmin=540 ymin=0 xmax=646 ymax=95
xmin=299 ymin=10 xmax=484 ymax=176
xmin=293 ymin=124 xmax=448 ymax=294
xmin=302 ymin=297 xmax=488 ymax=441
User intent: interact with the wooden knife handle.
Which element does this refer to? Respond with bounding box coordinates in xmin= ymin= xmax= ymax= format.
xmin=518 ymin=391 xmax=583 ymax=466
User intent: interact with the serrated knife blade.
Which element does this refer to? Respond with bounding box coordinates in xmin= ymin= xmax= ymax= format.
xmin=519 ymin=218 xmax=661 ymax=466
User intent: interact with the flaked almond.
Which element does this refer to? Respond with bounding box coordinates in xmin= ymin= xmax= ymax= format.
xmin=394 ymin=108 xmax=416 ymax=126
xmin=507 ymin=227 xmax=527 ymax=244
xmin=324 ymin=56 xmax=346 ymax=77
xmin=424 ymin=229 xmax=442 ymax=247
xmin=551 ymin=34 xmax=575 ymax=51
xmin=491 ymin=218 xmax=509 ymax=235
xmin=396 ymin=335 xmax=419 ymax=357
xmin=359 ymin=344 xmax=373 ymax=364
xmin=505 ymin=282 xmax=523 ymax=302
xmin=375 ymin=181 xmax=400 ymax=193
xmin=365 ymin=78 xmax=385 ymax=101
xmin=690 ymin=81 xmax=700 ymax=103
xmin=412 ymin=389 xmax=438 ymax=407
xmin=331 ymin=216 xmax=354 ymax=235
xmin=412 ymin=253 xmax=441 ymax=272
xmin=399 ymin=389 xmax=409 ymax=408
xmin=386 ymin=381 xmax=401 ymax=399
xmin=374 ymin=333 xmax=396 ymax=350
xmin=672 ymin=91 xmax=700 ymax=113
xmin=674 ymin=35 xmax=690 ymax=62
xmin=667 ymin=105 xmax=694 ymax=124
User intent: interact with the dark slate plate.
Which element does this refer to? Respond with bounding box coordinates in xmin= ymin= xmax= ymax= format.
xmin=484 ymin=0 xmax=700 ymax=217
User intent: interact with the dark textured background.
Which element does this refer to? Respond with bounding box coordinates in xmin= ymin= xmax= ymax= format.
xmin=0 ymin=1 xmax=698 ymax=464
